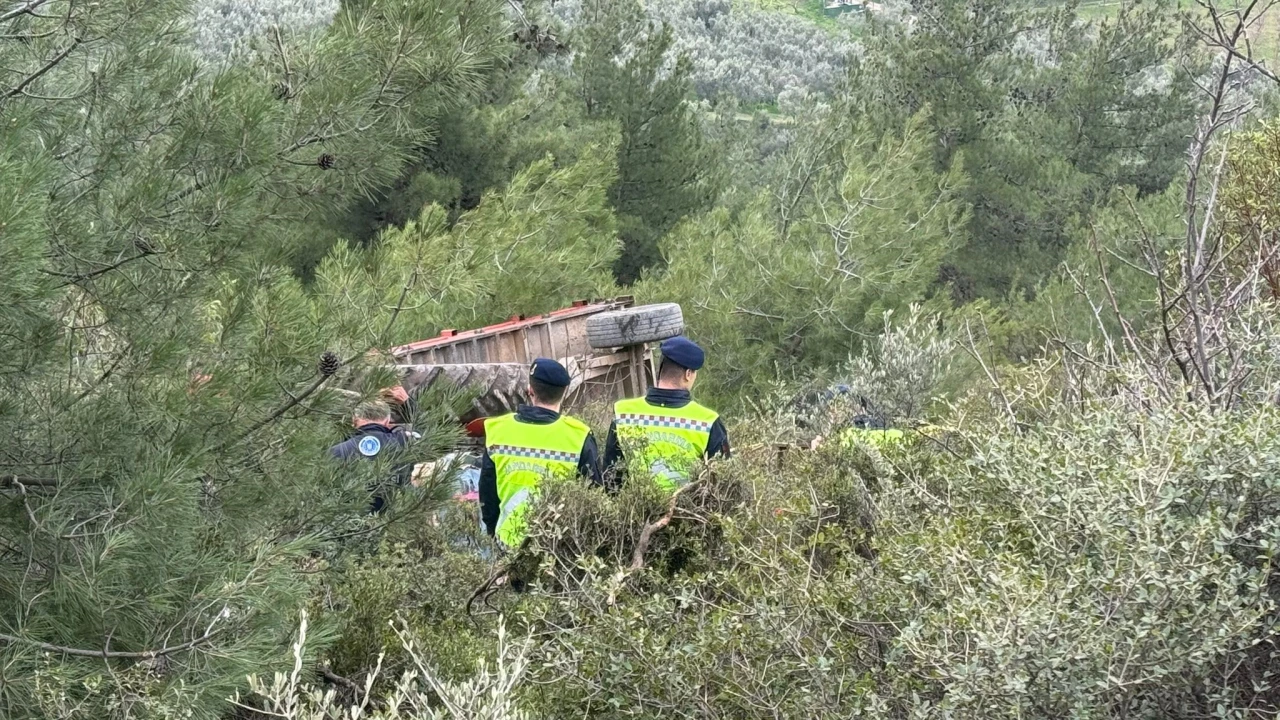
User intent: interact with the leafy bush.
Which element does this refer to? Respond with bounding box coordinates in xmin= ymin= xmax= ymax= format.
xmin=551 ymin=0 xmax=856 ymax=105
xmin=191 ymin=0 xmax=340 ymax=61
xmin=314 ymin=498 xmax=502 ymax=692
xmin=501 ymin=374 xmax=1280 ymax=717
xmin=238 ymin=612 xmax=533 ymax=720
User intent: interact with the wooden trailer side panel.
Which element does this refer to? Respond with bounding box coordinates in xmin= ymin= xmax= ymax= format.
xmin=389 ymin=299 xmax=647 ymax=411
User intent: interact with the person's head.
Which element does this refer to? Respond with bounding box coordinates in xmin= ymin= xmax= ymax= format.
xmin=353 ymin=400 xmax=392 ymax=428
xmin=656 ymin=336 xmax=704 ymax=390
xmin=527 ymin=358 xmax=571 ymax=410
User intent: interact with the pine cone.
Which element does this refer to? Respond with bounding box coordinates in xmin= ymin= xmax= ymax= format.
xmin=273 ymin=80 xmax=292 ymax=101
xmin=138 ymin=655 xmax=173 ymax=679
xmin=317 ymin=153 xmax=336 ymax=170
xmin=319 ymin=351 xmax=341 ymax=377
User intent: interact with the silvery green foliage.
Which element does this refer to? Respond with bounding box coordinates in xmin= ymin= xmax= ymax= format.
xmin=840 ymin=304 xmax=954 ymax=423
xmin=552 ymin=0 xmax=857 ymax=104
xmin=190 ymin=0 xmax=340 ymax=62
xmin=239 ymin=614 xmax=533 ymax=720
xmin=850 ymin=392 xmax=1280 ymax=717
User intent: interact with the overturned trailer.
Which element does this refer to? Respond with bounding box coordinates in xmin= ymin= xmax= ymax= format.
xmin=382 ymin=298 xmax=686 ymax=518
xmin=391 ymin=297 xmax=686 ymax=426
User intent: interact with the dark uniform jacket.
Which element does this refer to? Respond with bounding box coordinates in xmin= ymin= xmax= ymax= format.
xmin=329 ymin=423 xmax=411 ymax=513
xmin=478 ymin=405 xmax=602 ymax=536
xmin=601 ymin=387 xmax=730 ymax=491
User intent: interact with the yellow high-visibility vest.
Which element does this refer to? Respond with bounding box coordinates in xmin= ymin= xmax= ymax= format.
xmin=613 ymin=397 xmax=719 ymax=491
xmin=485 ymin=413 xmax=589 ymax=546
xmin=838 ymin=426 xmax=905 ymax=449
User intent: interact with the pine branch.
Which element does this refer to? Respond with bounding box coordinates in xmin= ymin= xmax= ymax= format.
xmin=11 ymin=480 xmax=41 ymax=531
xmin=1 ymin=476 xmax=59 ymax=488
xmin=45 ymin=250 xmax=155 ymax=285
xmin=2 ymin=37 xmax=82 ymax=102
xmin=0 ymin=0 xmax=53 ymax=23
xmin=0 ymin=625 xmax=221 ymax=659
xmin=223 ymin=373 xmax=330 ymax=449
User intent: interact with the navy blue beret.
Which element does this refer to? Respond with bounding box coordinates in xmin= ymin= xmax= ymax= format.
xmin=660 ymin=336 xmax=705 ymax=371
xmin=529 ymin=357 xmax=571 ymax=387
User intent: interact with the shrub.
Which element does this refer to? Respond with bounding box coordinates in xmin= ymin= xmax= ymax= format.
xmin=236 ymin=612 xmax=534 ymax=720
xmin=315 ymin=499 xmax=502 ymax=691
xmin=191 ymin=0 xmax=341 ymax=61
xmin=550 ymin=0 xmax=857 ymax=105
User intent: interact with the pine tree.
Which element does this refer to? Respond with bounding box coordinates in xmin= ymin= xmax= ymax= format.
xmin=642 ymin=111 xmax=968 ymax=403
xmin=0 ymin=0 xmax=507 ymax=716
xmin=574 ymin=0 xmax=723 ymax=283
xmin=854 ymin=0 xmax=1202 ymax=300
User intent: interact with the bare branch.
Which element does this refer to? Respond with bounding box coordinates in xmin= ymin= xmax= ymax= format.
xmin=0 ymin=623 xmax=222 ymax=660
xmin=629 ymin=481 xmax=697 ymax=572
xmin=0 ymin=0 xmax=54 ymax=23
xmin=1 ymin=37 xmax=81 ymax=102
xmin=222 ymin=373 xmax=331 ymax=450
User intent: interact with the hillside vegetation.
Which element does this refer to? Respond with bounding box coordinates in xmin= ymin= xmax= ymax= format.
xmin=3 ymin=0 xmax=1280 ymax=718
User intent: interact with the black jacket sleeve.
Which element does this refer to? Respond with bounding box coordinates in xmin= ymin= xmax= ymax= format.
xmin=601 ymin=421 xmax=623 ymax=491
xmin=578 ymin=432 xmax=602 ymax=486
xmin=479 ymin=451 xmax=499 ymax=536
xmin=706 ymin=418 xmax=730 ymax=459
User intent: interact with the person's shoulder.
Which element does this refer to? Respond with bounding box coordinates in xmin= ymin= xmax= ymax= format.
xmin=485 ymin=413 xmax=515 ymax=429
xmin=689 ymin=399 xmax=721 ymax=420
xmin=559 ymin=414 xmax=592 ymax=435
xmin=329 ymin=436 xmax=359 ymax=459
xmin=358 ymin=432 xmax=391 ymax=457
xmin=614 ymin=395 xmax=646 ymax=412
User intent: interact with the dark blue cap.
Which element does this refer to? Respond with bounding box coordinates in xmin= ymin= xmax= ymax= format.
xmin=529 ymin=357 xmax=571 ymax=387
xmin=660 ymin=336 xmax=705 ymax=371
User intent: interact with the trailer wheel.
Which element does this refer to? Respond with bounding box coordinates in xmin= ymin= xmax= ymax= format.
xmin=400 ymin=364 xmax=529 ymax=422
xmin=586 ymin=303 xmax=684 ymax=349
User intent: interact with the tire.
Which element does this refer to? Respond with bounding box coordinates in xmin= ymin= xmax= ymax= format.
xmin=400 ymin=363 xmax=529 ymax=422
xmin=586 ymin=303 xmax=684 ymax=349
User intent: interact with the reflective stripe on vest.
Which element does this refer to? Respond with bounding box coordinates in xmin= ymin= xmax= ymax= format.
xmin=613 ymin=397 xmax=719 ymax=491
xmin=484 ymin=413 xmax=590 ymax=546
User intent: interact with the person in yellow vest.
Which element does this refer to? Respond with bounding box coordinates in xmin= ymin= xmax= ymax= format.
xmin=808 ymin=396 xmax=905 ymax=451
xmin=602 ymin=336 xmax=730 ymax=491
xmin=478 ymin=358 xmax=601 ymax=546
xmin=834 ymin=414 xmax=905 ymax=449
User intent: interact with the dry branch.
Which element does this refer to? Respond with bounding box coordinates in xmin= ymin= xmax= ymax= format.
xmin=2 ymin=37 xmax=81 ymax=102
xmin=0 ymin=0 xmax=54 ymax=23
xmin=0 ymin=625 xmax=221 ymax=660
xmin=628 ymin=481 xmax=698 ymax=572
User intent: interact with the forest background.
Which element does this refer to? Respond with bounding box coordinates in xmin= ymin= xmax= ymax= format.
xmin=5 ymin=0 xmax=1280 ymax=717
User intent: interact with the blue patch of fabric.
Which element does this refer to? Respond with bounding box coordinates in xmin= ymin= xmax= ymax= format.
xmin=357 ymin=436 xmax=381 ymax=457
